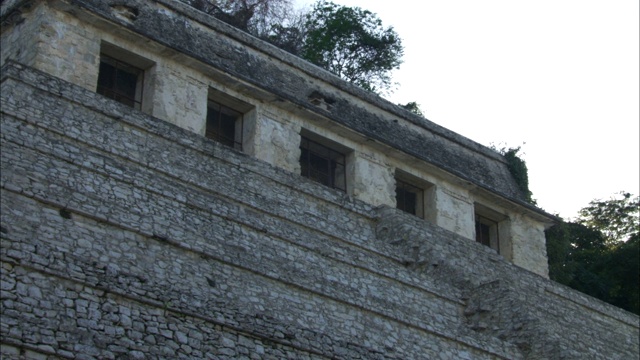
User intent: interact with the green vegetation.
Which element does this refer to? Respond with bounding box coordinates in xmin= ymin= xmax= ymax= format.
xmin=502 ymin=147 xmax=535 ymax=204
xmin=301 ymin=1 xmax=403 ymax=94
xmin=184 ymin=0 xmax=404 ymax=94
xmin=399 ymin=101 xmax=424 ymax=116
xmin=546 ymin=192 xmax=639 ymax=315
xmin=492 ymin=145 xmax=535 ymax=204
xmin=185 ymin=0 xmax=292 ymax=34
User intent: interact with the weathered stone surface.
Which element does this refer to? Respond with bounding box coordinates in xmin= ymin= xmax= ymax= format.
xmin=0 ymin=0 xmax=546 ymax=211
xmin=1 ymin=0 xmax=638 ymax=358
xmin=0 ymin=0 xmax=557 ymax=276
xmin=1 ymin=61 xmax=638 ymax=359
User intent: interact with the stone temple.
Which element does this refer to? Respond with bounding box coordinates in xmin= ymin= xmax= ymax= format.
xmin=1 ymin=0 xmax=638 ymax=358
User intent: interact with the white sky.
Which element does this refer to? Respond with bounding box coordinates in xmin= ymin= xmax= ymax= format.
xmin=295 ymin=0 xmax=640 ymax=220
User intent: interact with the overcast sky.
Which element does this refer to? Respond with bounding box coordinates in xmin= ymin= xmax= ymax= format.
xmin=295 ymin=0 xmax=640 ymax=219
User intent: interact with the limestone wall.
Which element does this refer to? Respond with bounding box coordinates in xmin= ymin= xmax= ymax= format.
xmin=2 ymin=61 xmax=638 ymax=360
xmin=3 ymin=1 xmax=636 ymax=358
xmin=1 ymin=0 xmax=101 ymax=91
xmin=1 ymin=0 xmax=42 ymax=70
xmin=1 ymin=0 xmax=558 ymax=276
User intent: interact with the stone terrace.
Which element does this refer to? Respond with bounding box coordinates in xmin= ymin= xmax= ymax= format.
xmin=1 ymin=62 xmax=638 ymax=359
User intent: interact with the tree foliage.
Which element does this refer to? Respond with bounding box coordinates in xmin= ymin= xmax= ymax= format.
xmin=263 ymin=8 xmax=308 ymax=55
xmin=578 ymin=192 xmax=639 ymax=244
xmin=184 ymin=0 xmax=291 ymax=33
xmin=399 ymin=102 xmax=424 ymax=117
xmin=301 ymin=1 xmax=403 ymax=93
xmin=546 ymin=192 xmax=640 ymax=315
xmin=185 ymin=0 xmax=404 ymax=94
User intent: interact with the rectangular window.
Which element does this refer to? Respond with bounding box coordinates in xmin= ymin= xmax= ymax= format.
xmin=96 ymin=43 xmax=154 ymax=112
xmin=396 ymin=178 xmax=424 ymax=217
xmin=205 ymin=88 xmax=253 ymax=151
xmin=206 ymin=99 xmax=244 ymax=150
xmin=475 ymin=215 xmax=498 ymax=250
xmin=299 ymin=136 xmax=346 ymax=192
xmin=395 ymin=171 xmax=434 ymax=220
xmin=474 ymin=203 xmax=508 ymax=254
xmin=97 ymin=54 xmax=144 ymax=110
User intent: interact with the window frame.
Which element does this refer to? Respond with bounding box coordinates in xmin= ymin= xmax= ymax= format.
xmin=206 ymin=99 xmax=244 ymax=150
xmin=394 ymin=170 xmax=435 ymax=220
xmin=96 ymin=42 xmax=154 ymax=112
xmin=205 ymin=87 xmax=253 ymax=151
xmin=299 ymin=135 xmax=347 ymax=192
xmin=474 ymin=203 xmax=508 ymax=254
xmin=475 ymin=214 xmax=500 ymax=251
xmin=97 ymin=54 xmax=145 ymax=110
xmin=395 ymin=177 xmax=424 ymax=217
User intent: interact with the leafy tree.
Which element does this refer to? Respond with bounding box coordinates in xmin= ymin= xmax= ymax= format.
xmin=546 ymin=192 xmax=640 ymax=314
xmin=183 ymin=0 xmax=291 ymax=33
xmin=546 ymin=222 xmax=610 ymax=297
xmin=578 ymin=192 xmax=639 ymax=244
xmin=301 ymin=1 xmax=403 ymax=93
xmin=263 ymin=8 xmax=308 ymax=55
xmin=604 ymin=236 xmax=639 ymax=313
xmin=266 ymin=24 xmax=306 ymax=54
xmin=185 ymin=0 xmax=404 ymax=94
xmin=399 ymin=101 xmax=424 ymax=117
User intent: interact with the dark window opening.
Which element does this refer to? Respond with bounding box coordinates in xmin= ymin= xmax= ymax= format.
xmin=300 ymin=136 xmax=346 ymax=191
xmin=206 ymin=100 xmax=243 ymax=150
xmin=97 ymin=54 xmax=143 ymax=110
xmin=475 ymin=214 xmax=500 ymax=253
xmin=396 ymin=178 xmax=423 ymax=216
